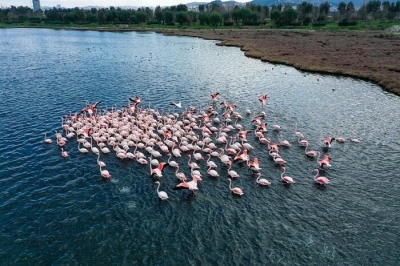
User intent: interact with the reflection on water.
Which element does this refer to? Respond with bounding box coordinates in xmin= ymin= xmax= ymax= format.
xmin=0 ymin=28 xmax=399 ymax=265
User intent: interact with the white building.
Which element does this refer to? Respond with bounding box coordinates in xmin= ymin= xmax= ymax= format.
xmin=32 ymin=0 xmax=41 ymax=12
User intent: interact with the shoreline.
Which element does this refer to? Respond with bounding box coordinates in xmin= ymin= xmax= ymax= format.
xmin=154 ymin=28 xmax=400 ymax=97
xmin=4 ymin=26 xmax=400 ymax=96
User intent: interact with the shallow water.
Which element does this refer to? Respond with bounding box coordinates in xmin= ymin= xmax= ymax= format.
xmin=1 ymin=28 xmax=400 ymax=265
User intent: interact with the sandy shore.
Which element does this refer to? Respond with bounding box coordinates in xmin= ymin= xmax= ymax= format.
xmin=155 ymin=29 xmax=400 ymax=97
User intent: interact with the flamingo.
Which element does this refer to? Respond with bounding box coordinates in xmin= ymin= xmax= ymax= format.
xmin=193 ymin=149 xmax=204 ymax=161
xmin=234 ymin=149 xmax=249 ymax=163
xmin=259 ymin=94 xmax=267 ymax=107
xmin=228 ymin=178 xmax=244 ymax=195
xmin=323 ymin=136 xmax=335 ymax=148
xmin=173 ymin=176 xmax=199 ymax=194
xmin=227 ymin=162 xmax=240 ymax=178
xmin=136 ymin=157 xmax=148 ymax=165
xmin=281 ymin=167 xmax=295 ymax=184
xmin=247 ymin=157 xmax=262 ymax=172
xmin=78 ymin=142 xmax=89 ymax=153
xmin=97 ymin=153 xmax=106 ymax=167
xmin=272 ymin=154 xmax=287 ymax=165
xmin=305 ymin=144 xmax=319 ymax=158
xmin=170 ymin=101 xmax=182 ymax=108
xmin=155 ymin=181 xmax=169 ymax=200
xmin=43 ymin=133 xmax=52 ymax=144
xmin=188 ymin=154 xmax=200 ymax=170
xmin=279 ymin=134 xmax=291 ymax=147
xmin=350 ymin=132 xmax=361 ymax=143
xmin=336 ymin=131 xmax=346 ymax=143
xmin=313 ymin=169 xmax=330 ymax=185
xmin=298 ymin=136 xmax=309 ymax=147
xmin=100 ymin=165 xmax=111 ymax=178
xmin=317 ymin=153 xmax=332 ymax=169
xmin=295 ymin=122 xmax=304 ymax=139
xmin=207 ymin=165 xmax=220 ymax=178
xmin=167 ymin=154 xmax=179 ymax=168
xmin=256 ymin=173 xmax=271 ymax=186
xmin=90 ymin=137 xmax=100 ymax=155
xmin=60 ymin=148 xmax=68 ymax=157
xmin=101 ymin=145 xmax=111 ymax=154
xmin=149 ymin=159 xmax=168 ymax=178
xmin=272 ymin=117 xmax=282 ymax=131
xmin=206 ymin=154 xmax=217 ymax=169
xmin=211 ymin=92 xmax=220 ymax=101
xmin=175 ymin=165 xmax=186 ymax=181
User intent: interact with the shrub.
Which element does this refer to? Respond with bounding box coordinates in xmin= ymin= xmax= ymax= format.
xmin=312 ymin=21 xmax=327 ymax=26
xmin=338 ymin=18 xmax=357 ymax=26
xmin=223 ymin=21 xmax=234 ymax=26
xmin=303 ymin=17 xmax=311 ymax=26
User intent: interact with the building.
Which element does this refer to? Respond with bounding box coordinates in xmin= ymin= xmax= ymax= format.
xmin=32 ymin=0 xmax=41 ymax=12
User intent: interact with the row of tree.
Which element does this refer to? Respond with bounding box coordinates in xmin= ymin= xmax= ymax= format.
xmin=0 ymin=1 xmax=399 ymax=27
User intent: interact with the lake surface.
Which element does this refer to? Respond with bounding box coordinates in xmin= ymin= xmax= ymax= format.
xmin=1 ymin=28 xmax=400 ymax=265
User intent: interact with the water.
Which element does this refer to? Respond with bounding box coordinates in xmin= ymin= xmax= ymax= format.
xmin=1 ymin=28 xmax=400 ymax=265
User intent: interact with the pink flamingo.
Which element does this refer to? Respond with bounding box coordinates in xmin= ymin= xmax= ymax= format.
xmin=175 ymin=165 xmax=186 ymax=181
xmin=298 ymin=136 xmax=309 ymax=147
xmin=43 ymin=133 xmax=53 ymax=144
xmin=317 ymin=153 xmax=332 ymax=169
xmin=60 ymin=148 xmax=68 ymax=158
xmin=149 ymin=159 xmax=168 ymax=178
xmin=281 ymin=167 xmax=295 ymax=184
xmin=247 ymin=157 xmax=262 ymax=172
xmin=173 ymin=176 xmax=199 ymax=194
xmin=207 ymin=165 xmax=220 ymax=178
xmin=228 ymin=178 xmax=244 ymax=195
xmin=256 ymin=173 xmax=271 ymax=186
xmin=313 ymin=169 xmax=330 ymax=185
xmin=100 ymin=165 xmax=111 ymax=178
xmin=155 ymin=181 xmax=169 ymax=200
xmin=227 ymin=162 xmax=240 ymax=178
xmin=305 ymin=144 xmax=319 ymax=158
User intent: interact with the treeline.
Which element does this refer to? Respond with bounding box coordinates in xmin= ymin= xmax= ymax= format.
xmin=0 ymin=1 xmax=399 ymax=27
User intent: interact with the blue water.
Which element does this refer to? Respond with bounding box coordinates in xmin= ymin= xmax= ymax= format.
xmin=1 ymin=28 xmax=400 ymax=265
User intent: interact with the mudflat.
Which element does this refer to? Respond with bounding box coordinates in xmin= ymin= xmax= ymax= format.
xmin=156 ymin=29 xmax=400 ymax=96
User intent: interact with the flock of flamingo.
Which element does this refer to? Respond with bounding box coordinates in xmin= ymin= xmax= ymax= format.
xmin=43 ymin=93 xmax=361 ymax=200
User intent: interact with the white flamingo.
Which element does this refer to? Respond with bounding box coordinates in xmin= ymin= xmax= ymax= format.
xmin=155 ymin=181 xmax=169 ymax=200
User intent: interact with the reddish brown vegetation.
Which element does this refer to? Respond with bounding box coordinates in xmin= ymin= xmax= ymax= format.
xmin=156 ymin=29 xmax=400 ymax=96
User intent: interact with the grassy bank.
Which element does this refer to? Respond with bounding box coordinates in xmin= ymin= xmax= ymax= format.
xmin=1 ymin=20 xmax=399 ymax=32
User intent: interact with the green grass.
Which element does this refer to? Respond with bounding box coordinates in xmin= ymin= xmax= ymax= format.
xmin=0 ymin=19 xmax=398 ymax=31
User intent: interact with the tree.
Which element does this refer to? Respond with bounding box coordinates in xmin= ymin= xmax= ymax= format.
xmin=176 ymin=4 xmax=188 ymax=12
xmin=198 ymin=12 xmax=209 ymax=25
xmin=135 ymin=11 xmax=147 ymax=24
xmin=0 ymin=9 xmax=5 ymax=22
xmin=319 ymin=1 xmax=330 ymax=17
xmin=164 ymin=10 xmax=174 ymax=25
xmin=175 ymin=11 xmax=187 ymax=26
xmin=232 ymin=8 xmax=242 ymax=25
xmin=199 ymin=4 xmax=205 ymax=12
xmin=338 ymin=2 xmax=346 ymax=18
xmin=187 ymin=11 xmax=197 ymax=25
xmin=366 ymin=0 xmax=381 ymax=14
xmin=270 ymin=10 xmax=281 ymax=26
xmin=346 ymin=2 xmax=355 ymax=18
xmin=297 ymin=1 xmax=313 ymax=21
xmin=209 ymin=12 xmax=222 ymax=27
xmin=97 ymin=9 xmax=106 ymax=24
xmin=357 ymin=5 xmax=368 ymax=20
xmin=154 ymin=6 xmax=163 ymax=24
xmin=281 ymin=7 xmax=297 ymax=25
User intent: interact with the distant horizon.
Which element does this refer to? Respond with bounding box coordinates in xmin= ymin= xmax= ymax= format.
xmin=0 ymin=0 xmax=248 ymax=8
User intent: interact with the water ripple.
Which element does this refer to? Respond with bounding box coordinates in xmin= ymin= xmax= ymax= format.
xmin=0 ymin=28 xmax=399 ymax=265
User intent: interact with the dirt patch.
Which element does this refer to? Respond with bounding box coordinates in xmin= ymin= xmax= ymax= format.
xmin=155 ymin=29 xmax=400 ymax=97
